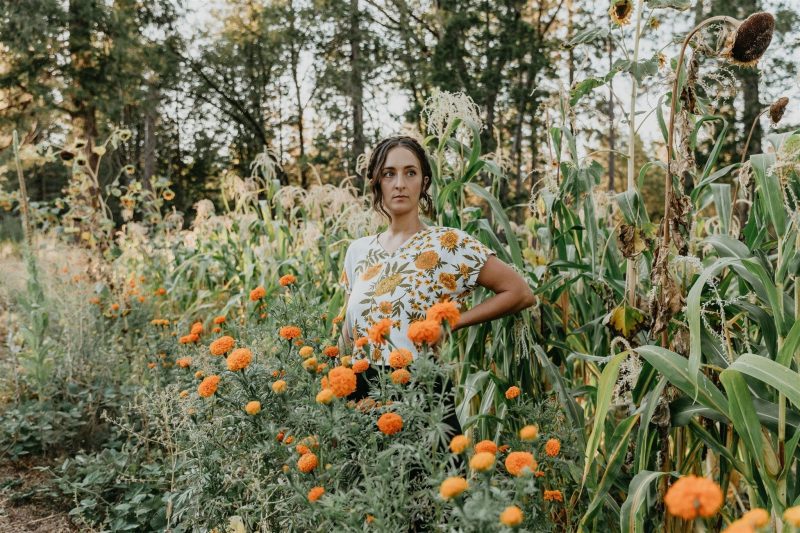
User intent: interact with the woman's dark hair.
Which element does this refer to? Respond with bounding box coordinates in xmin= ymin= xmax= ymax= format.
xmin=367 ymin=136 xmax=435 ymax=223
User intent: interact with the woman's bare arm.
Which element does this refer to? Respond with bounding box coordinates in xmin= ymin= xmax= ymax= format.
xmin=452 ymin=255 xmax=535 ymax=332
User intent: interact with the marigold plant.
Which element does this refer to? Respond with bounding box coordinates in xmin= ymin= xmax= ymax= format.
xmin=450 ymin=435 xmax=470 ymax=454
xmin=475 ymin=440 xmax=498 ymax=455
xmin=352 ymin=359 xmax=369 ymax=373
xmin=390 ymin=368 xmax=411 ymax=384
xmin=327 ymin=366 xmax=357 ymax=398
xmin=426 ymin=300 xmax=460 ymax=328
xmin=227 ymin=348 xmax=253 ymax=372
xmin=388 ymin=348 xmax=413 ymax=369
xmin=210 ymin=335 xmax=235 ymax=356
xmin=272 ymin=380 xmax=287 ymax=394
xmin=519 ymin=425 xmax=539 ymax=441
xmin=439 ymin=477 xmax=468 ymax=500
xmin=279 ymin=274 xmax=296 ymax=286
xmin=406 ymin=319 xmax=441 ymax=346
xmin=198 ymin=375 xmax=221 ymax=398
xmin=545 ymin=438 xmax=560 ymax=457
xmin=543 ymin=490 xmax=563 ymax=502
xmin=505 ymin=451 xmax=537 ymax=477
xmin=297 ymin=452 xmax=318 ymax=473
xmin=249 ymin=286 xmax=266 ymax=301
xmin=245 ymin=401 xmax=261 ymax=415
xmin=469 ymin=451 xmax=495 ymax=472
xmin=368 ymin=317 xmax=393 ymax=345
xmin=505 ymin=386 xmax=521 ymax=399
xmin=279 ymin=325 xmax=302 ymax=340
xmin=307 ymin=486 xmax=324 ymax=502
xmin=499 ymin=505 xmax=523 ymax=527
xmin=664 ymin=475 xmax=724 ymax=520
xmin=377 ymin=412 xmax=403 ymax=435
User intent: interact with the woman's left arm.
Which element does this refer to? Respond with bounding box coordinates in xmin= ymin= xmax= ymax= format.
xmin=452 ymin=256 xmax=536 ymax=332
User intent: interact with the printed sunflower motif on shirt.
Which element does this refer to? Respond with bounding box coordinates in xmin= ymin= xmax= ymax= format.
xmin=338 ymin=225 xmax=495 ymax=365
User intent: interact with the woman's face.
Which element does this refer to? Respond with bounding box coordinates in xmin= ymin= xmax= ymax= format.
xmin=380 ymin=146 xmax=425 ymax=217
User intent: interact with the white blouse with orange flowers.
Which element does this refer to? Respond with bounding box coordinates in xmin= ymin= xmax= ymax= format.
xmin=338 ymin=225 xmax=495 ymax=365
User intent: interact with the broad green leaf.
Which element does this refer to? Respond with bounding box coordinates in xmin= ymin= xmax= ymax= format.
xmin=636 ymin=345 xmax=729 ymax=418
xmin=751 ymin=153 xmax=786 ymax=236
xmin=568 ymin=26 xmax=610 ymax=46
xmin=728 ymin=354 xmax=800 ymax=409
xmin=582 ymin=350 xmax=629 ymax=484
xmin=620 ymin=471 xmax=669 ymax=533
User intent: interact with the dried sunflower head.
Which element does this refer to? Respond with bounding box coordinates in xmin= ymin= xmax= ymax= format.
xmin=722 ymin=12 xmax=775 ymax=67
xmin=769 ymin=97 xmax=789 ymax=124
xmin=609 ymin=0 xmax=633 ymax=26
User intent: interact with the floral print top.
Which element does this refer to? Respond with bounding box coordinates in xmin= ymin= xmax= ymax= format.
xmin=338 ymin=225 xmax=495 ymax=365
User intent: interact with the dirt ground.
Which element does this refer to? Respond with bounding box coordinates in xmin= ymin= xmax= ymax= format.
xmin=0 ymin=459 xmax=76 ymax=533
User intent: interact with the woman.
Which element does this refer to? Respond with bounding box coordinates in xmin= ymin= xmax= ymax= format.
xmin=336 ymin=134 xmax=535 ymax=416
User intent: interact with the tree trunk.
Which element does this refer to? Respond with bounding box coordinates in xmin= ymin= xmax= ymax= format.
xmin=350 ymin=0 xmax=365 ymax=193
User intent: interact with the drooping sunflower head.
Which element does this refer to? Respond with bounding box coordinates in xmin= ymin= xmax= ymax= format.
xmin=769 ymin=96 xmax=789 ymax=125
xmin=609 ymin=0 xmax=633 ymax=26
xmin=723 ymin=12 xmax=775 ymax=67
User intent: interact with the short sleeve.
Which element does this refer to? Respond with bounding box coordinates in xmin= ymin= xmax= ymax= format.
xmin=456 ymin=230 xmax=496 ymax=292
xmin=339 ymin=243 xmax=353 ymax=295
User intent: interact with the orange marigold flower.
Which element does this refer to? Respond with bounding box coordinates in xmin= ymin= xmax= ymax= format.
xmin=505 ymin=451 xmax=537 ymax=477
xmin=475 ymin=440 xmax=498 ymax=455
xmin=111 ymin=303 xmax=120 ymax=311
xmin=276 ymin=431 xmax=285 ymax=442
xmin=176 ymin=356 xmax=192 ymax=368
xmin=389 ymin=348 xmax=413 ymax=369
xmin=505 ymin=386 xmax=521 ymax=399
xmin=316 ymin=388 xmax=334 ymax=404
xmin=545 ymin=438 xmax=560 ymax=457
xmin=284 ymin=435 xmax=295 ymax=444
xmin=439 ymin=477 xmax=468 ymax=500
xmin=299 ymin=346 xmax=314 ymax=358
xmin=190 ymin=321 xmax=203 ymax=335
xmin=316 ymin=363 xmax=328 ymax=374
xmin=308 ymin=486 xmax=324 ymax=502
xmin=543 ymin=490 xmax=563 ymax=502
xmin=407 ymin=319 xmax=441 ymax=345
xmin=450 ymin=435 xmax=470 ymax=454
xmin=227 ymin=348 xmax=253 ymax=372
xmin=194 ymin=370 xmax=204 ymax=379
xmin=213 ymin=315 xmax=226 ymax=324
xmin=297 ymin=452 xmax=318 ymax=473
xmin=499 ymin=505 xmax=523 ymax=527
xmin=272 ymin=380 xmax=287 ymax=394
xmin=279 ymin=325 xmax=302 ymax=340
xmin=328 ymin=366 xmax=357 ymax=398
xmin=340 ymin=355 xmax=352 ymax=367
xmin=741 ymin=508 xmax=769 ymax=527
xmin=245 ymin=401 xmax=261 ymax=415
xmin=664 ymin=475 xmax=723 ymax=520
xmin=296 ymin=444 xmax=310 ymax=455
xmin=470 ymin=451 xmax=496 ymax=472
xmin=302 ymin=357 xmax=318 ymax=371
xmin=323 ymin=345 xmax=340 ymax=358
xmin=368 ymin=318 xmax=393 ymax=345
xmin=179 ymin=333 xmax=199 ymax=344
xmin=498 ymin=444 xmax=511 ymax=453
xmin=210 ymin=335 xmax=235 ymax=356
xmin=212 ymin=326 xmax=221 ymax=333
xmin=155 ymin=287 xmax=166 ymax=296
xmin=89 ymin=296 xmax=101 ymax=305
xmin=352 ymin=359 xmax=370 ymax=373
xmin=198 ymin=375 xmax=221 ymax=398
xmin=783 ymin=506 xmax=800 ymax=526
xmin=355 ymin=336 xmax=369 ymax=349
xmin=520 ymin=425 xmax=539 ymax=441
xmin=377 ymin=412 xmax=403 ymax=435
xmin=426 ymin=301 xmax=461 ymax=328
xmin=534 ymin=470 xmax=545 ymax=478
xmin=391 ymin=368 xmax=411 ymax=385
xmin=279 ymin=274 xmax=297 ymax=286
xmin=147 ymin=362 xmax=157 ymax=369
xmin=179 ymin=390 xmax=189 ymax=398
xmin=250 ymin=286 xmax=266 ymax=301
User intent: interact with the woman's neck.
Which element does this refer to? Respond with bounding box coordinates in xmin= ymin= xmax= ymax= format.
xmin=385 ymin=213 xmax=427 ymax=236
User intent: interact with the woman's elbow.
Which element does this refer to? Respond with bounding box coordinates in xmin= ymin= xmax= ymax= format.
xmin=517 ymin=288 xmax=536 ymax=311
